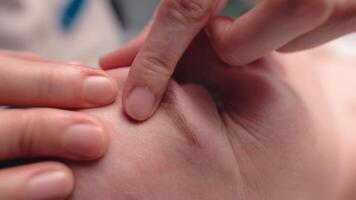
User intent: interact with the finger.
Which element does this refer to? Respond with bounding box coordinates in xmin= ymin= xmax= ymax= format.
xmin=0 ymin=50 xmax=46 ymax=61
xmin=0 ymin=162 xmax=74 ymax=200
xmin=99 ymin=25 xmax=150 ymax=69
xmin=124 ymin=0 xmax=222 ymax=121
xmin=0 ymin=108 xmax=109 ymax=160
xmin=206 ymin=0 xmax=333 ymax=66
xmin=279 ymin=2 xmax=356 ymax=52
xmin=99 ymin=0 xmax=228 ymax=70
xmin=0 ymin=50 xmax=90 ymax=67
xmin=0 ymin=54 xmax=117 ymax=108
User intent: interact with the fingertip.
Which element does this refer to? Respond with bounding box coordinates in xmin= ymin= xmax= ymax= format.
xmin=83 ymin=75 xmax=118 ymax=106
xmin=63 ymin=122 xmax=110 ymax=160
xmin=0 ymin=162 xmax=75 ymax=200
xmin=99 ymin=51 xmax=118 ymax=69
xmin=1 ymin=108 xmax=111 ymax=161
xmin=24 ymin=163 xmax=75 ymax=200
xmin=124 ymin=86 xmax=157 ymax=121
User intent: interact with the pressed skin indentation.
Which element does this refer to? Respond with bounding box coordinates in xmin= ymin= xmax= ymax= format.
xmin=161 ymin=81 xmax=200 ymax=147
xmin=204 ymin=84 xmax=226 ymax=114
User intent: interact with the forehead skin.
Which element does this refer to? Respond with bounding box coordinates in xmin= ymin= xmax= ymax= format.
xmin=67 ymin=68 xmax=240 ymax=200
xmin=67 ymin=49 xmax=341 ymax=200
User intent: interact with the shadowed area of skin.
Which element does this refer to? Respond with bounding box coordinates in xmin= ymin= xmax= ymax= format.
xmin=69 ymin=68 xmax=242 ymax=200
xmin=66 ymin=34 xmax=342 ymax=200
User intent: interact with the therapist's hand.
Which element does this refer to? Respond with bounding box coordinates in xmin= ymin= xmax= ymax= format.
xmin=101 ymin=0 xmax=355 ymax=121
xmin=206 ymin=0 xmax=356 ymax=66
xmin=0 ymin=50 xmax=113 ymax=200
xmin=101 ymin=0 xmax=227 ymax=121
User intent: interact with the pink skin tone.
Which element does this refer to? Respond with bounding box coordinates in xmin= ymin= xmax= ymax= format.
xmin=68 ymin=33 xmax=355 ymax=200
xmin=101 ymin=0 xmax=356 ymax=122
xmin=0 ymin=50 xmax=115 ymax=200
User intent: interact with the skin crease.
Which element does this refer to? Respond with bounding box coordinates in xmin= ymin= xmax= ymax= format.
xmin=68 ymin=33 xmax=345 ymax=200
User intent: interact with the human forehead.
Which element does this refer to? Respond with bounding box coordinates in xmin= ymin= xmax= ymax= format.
xmin=105 ymin=68 xmax=222 ymax=147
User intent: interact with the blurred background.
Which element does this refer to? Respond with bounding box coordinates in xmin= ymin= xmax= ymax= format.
xmin=0 ymin=0 xmax=354 ymax=65
xmin=117 ymin=0 xmax=253 ymax=40
xmin=0 ymin=0 xmax=254 ymax=64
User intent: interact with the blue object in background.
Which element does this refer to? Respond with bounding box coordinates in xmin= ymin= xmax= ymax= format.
xmin=60 ymin=0 xmax=87 ymax=31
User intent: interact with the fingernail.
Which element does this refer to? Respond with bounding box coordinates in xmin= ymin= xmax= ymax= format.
xmin=126 ymin=87 xmax=155 ymax=121
xmin=83 ymin=76 xmax=116 ymax=105
xmin=26 ymin=170 xmax=72 ymax=200
xmin=63 ymin=124 xmax=106 ymax=159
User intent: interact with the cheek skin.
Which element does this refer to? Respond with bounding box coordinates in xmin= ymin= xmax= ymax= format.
xmin=67 ymin=76 xmax=240 ymax=200
xmin=69 ymin=108 xmax=239 ymax=200
xmin=206 ymin=59 xmax=339 ymax=200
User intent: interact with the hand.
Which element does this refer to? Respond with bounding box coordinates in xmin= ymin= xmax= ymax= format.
xmin=0 ymin=50 xmax=114 ymax=200
xmin=100 ymin=0 xmax=227 ymax=121
xmin=100 ymin=0 xmax=356 ymax=121
xmin=206 ymin=0 xmax=356 ymax=66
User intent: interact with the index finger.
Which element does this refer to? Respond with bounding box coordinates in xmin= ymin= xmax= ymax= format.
xmin=0 ymin=54 xmax=117 ymax=108
xmin=123 ymin=0 xmax=224 ymax=121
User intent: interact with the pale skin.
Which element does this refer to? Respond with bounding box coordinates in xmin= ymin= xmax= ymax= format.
xmin=67 ymin=33 xmax=356 ymax=200
xmin=1 ymin=33 xmax=355 ymax=199
xmin=100 ymin=0 xmax=356 ymax=122
xmin=1 ymin=2 xmax=355 ymax=198
xmin=0 ymin=51 xmax=116 ymax=200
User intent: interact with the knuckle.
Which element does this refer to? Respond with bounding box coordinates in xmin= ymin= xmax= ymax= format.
xmin=164 ymin=0 xmax=216 ymax=22
xmin=18 ymin=110 xmax=41 ymax=156
xmin=68 ymin=66 xmax=90 ymax=104
xmin=77 ymin=65 xmax=90 ymax=80
xmin=36 ymin=65 xmax=87 ymax=105
xmin=138 ymin=54 xmax=173 ymax=82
